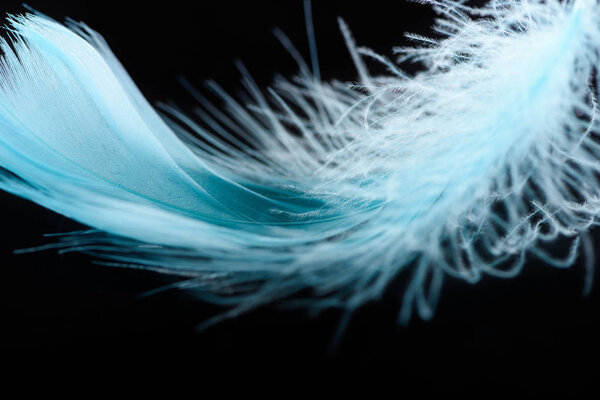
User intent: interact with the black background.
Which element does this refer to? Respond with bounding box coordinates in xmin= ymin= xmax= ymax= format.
xmin=0 ymin=0 xmax=598 ymax=389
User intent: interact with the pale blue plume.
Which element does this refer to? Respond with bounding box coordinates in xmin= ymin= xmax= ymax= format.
xmin=0 ymin=0 xmax=599 ymax=325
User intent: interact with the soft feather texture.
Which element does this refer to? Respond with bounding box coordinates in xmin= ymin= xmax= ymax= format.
xmin=0 ymin=0 xmax=599 ymax=324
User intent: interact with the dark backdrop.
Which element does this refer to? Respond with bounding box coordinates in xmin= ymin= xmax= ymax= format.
xmin=0 ymin=0 xmax=597 ymax=388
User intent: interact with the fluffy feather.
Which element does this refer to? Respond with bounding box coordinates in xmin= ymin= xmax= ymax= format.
xmin=0 ymin=0 xmax=599 ymax=324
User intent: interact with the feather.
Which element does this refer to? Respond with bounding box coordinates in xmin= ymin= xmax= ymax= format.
xmin=0 ymin=0 xmax=599 ymax=324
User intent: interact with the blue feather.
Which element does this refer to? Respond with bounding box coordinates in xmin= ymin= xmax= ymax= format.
xmin=0 ymin=0 xmax=598 ymax=324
